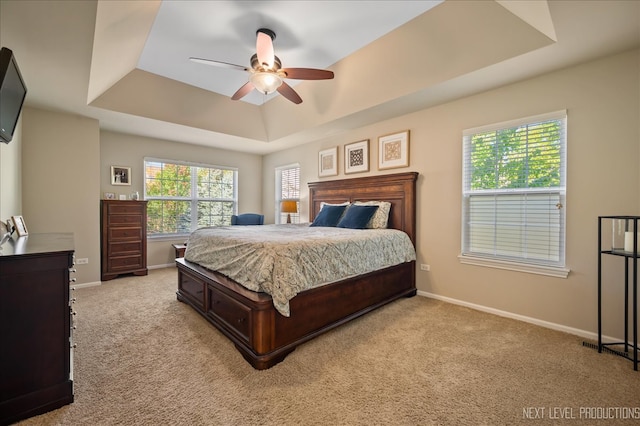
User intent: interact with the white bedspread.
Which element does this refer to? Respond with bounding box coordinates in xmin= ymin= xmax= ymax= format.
xmin=184 ymin=224 xmax=416 ymax=316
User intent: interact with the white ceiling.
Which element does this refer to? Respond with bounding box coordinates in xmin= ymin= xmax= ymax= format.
xmin=1 ymin=1 xmax=639 ymax=155
xmin=138 ymin=1 xmax=442 ymax=105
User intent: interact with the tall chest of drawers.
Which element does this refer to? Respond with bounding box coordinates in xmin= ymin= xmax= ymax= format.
xmin=100 ymin=200 xmax=148 ymax=281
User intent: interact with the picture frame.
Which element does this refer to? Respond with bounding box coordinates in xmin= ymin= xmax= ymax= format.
xmin=378 ymin=130 xmax=410 ymax=170
xmin=318 ymin=147 xmax=338 ymax=177
xmin=104 ymin=192 xmax=115 ymax=200
xmin=111 ymin=165 xmax=131 ymax=186
xmin=11 ymin=215 xmax=28 ymax=237
xmin=344 ymin=139 xmax=369 ymax=174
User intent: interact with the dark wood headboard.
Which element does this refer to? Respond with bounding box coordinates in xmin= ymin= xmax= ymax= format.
xmin=307 ymin=172 xmax=418 ymax=246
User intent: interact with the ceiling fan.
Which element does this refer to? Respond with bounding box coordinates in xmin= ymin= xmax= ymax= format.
xmin=190 ymin=28 xmax=334 ymax=104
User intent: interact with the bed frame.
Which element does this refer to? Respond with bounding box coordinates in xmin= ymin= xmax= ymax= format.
xmin=176 ymin=172 xmax=418 ymax=369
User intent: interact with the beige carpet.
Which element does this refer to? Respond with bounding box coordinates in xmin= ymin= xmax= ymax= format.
xmin=18 ymin=268 xmax=640 ymax=425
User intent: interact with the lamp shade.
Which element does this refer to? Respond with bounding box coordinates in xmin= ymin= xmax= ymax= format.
xmin=280 ymin=200 xmax=298 ymax=213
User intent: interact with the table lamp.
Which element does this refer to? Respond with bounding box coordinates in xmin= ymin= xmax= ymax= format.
xmin=280 ymin=200 xmax=298 ymax=223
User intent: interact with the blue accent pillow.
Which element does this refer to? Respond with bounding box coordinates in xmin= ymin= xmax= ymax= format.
xmin=337 ymin=205 xmax=379 ymax=229
xmin=310 ymin=205 xmax=348 ymax=227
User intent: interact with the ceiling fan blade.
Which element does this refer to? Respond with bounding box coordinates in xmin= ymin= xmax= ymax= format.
xmin=256 ymin=29 xmax=275 ymax=69
xmin=277 ymin=82 xmax=303 ymax=104
xmin=231 ymin=81 xmax=255 ymax=100
xmin=189 ymin=57 xmax=248 ymax=72
xmin=281 ymin=68 xmax=334 ymax=80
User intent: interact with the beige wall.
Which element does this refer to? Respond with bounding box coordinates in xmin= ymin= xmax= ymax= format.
xmin=100 ymin=131 xmax=263 ymax=267
xmin=21 ymin=107 xmax=101 ymax=285
xmin=0 ymin=116 xmax=22 ymax=221
xmin=263 ymin=49 xmax=640 ymax=339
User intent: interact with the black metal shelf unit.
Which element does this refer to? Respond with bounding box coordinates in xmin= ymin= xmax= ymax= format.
xmin=597 ymin=215 xmax=640 ymax=371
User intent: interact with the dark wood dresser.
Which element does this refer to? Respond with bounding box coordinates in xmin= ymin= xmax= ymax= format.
xmin=0 ymin=233 xmax=75 ymax=425
xmin=100 ymin=199 xmax=148 ymax=281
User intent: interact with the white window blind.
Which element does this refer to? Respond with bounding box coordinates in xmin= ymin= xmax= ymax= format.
xmin=276 ymin=165 xmax=300 ymax=224
xmin=461 ymin=111 xmax=567 ymax=272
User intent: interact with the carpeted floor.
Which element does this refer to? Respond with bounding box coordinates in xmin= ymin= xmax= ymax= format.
xmin=17 ymin=268 xmax=640 ymax=425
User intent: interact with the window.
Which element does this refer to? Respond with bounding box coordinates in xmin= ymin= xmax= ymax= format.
xmin=144 ymin=159 xmax=237 ymax=236
xmin=461 ymin=110 xmax=568 ymax=277
xmin=276 ymin=164 xmax=300 ymax=224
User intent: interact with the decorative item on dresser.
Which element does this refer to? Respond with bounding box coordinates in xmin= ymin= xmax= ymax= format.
xmin=0 ymin=233 xmax=76 ymax=424
xmin=100 ymin=200 xmax=148 ymax=281
xmin=10 ymin=215 xmax=28 ymax=237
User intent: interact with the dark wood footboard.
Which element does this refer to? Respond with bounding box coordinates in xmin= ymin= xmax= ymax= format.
xmin=176 ymin=258 xmax=416 ymax=369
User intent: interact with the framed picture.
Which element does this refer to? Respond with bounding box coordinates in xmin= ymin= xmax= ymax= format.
xmin=378 ymin=130 xmax=410 ymax=170
xmin=111 ymin=166 xmax=131 ymax=186
xmin=344 ymin=139 xmax=369 ymax=174
xmin=318 ymin=147 xmax=338 ymax=177
xmin=104 ymin=192 xmax=115 ymax=200
xmin=11 ymin=215 xmax=28 ymax=237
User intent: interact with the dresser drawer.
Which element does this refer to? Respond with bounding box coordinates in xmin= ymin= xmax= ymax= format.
xmin=207 ymin=287 xmax=251 ymax=342
xmin=108 ymin=214 xmax=142 ymax=227
xmin=108 ymin=255 xmax=143 ymax=271
xmin=109 ymin=227 xmax=143 ymax=240
xmin=108 ymin=241 xmax=142 ymax=256
xmin=107 ymin=203 xmax=144 ymax=215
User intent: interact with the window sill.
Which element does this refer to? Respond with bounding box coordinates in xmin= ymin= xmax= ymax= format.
xmin=458 ymin=254 xmax=570 ymax=278
xmin=147 ymin=234 xmax=190 ymax=242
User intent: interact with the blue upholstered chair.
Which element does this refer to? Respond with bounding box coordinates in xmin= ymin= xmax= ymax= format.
xmin=231 ymin=213 xmax=264 ymax=225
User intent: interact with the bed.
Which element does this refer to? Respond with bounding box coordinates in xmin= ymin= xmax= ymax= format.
xmin=176 ymin=171 xmax=418 ymax=369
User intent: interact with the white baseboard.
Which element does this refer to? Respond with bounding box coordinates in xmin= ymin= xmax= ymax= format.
xmin=72 ymin=281 xmax=101 ymax=289
xmin=416 ymin=290 xmax=620 ymax=344
xmin=149 ymin=263 xmax=176 ymax=270
xmin=72 ymin=265 xmax=175 ymax=287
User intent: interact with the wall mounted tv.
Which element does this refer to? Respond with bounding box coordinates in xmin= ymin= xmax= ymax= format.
xmin=0 ymin=47 xmax=28 ymax=144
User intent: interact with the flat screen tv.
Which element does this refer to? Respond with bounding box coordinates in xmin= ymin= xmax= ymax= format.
xmin=0 ymin=47 xmax=28 ymax=143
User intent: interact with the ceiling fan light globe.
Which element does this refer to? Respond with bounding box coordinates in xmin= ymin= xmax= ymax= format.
xmin=250 ymin=72 xmax=283 ymax=95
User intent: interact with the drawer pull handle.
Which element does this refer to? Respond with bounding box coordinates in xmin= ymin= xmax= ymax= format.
xmin=237 ymin=318 xmax=245 ymax=324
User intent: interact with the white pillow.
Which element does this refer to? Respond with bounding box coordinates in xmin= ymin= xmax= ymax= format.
xmin=320 ymin=201 xmax=350 ymax=209
xmin=353 ymin=201 xmax=391 ymax=229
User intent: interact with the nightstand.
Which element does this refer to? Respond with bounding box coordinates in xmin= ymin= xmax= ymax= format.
xmin=172 ymin=243 xmax=187 ymax=259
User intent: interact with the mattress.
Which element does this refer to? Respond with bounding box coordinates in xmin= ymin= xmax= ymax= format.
xmin=184 ymin=223 xmax=416 ymax=316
